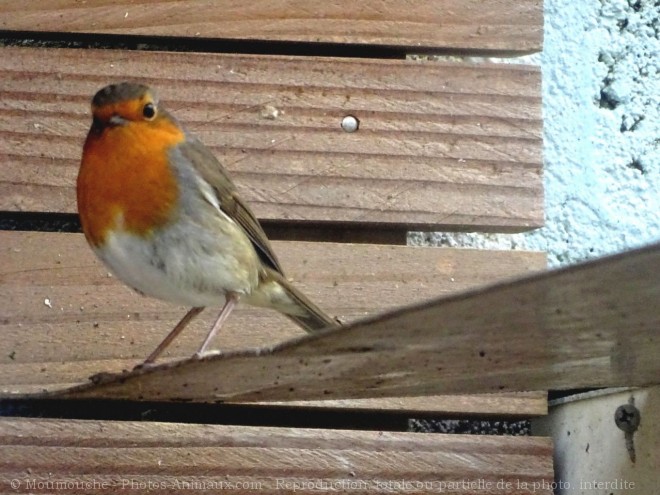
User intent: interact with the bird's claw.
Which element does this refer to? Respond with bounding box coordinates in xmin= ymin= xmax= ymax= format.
xmin=133 ymin=361 xmax=158 ymax=372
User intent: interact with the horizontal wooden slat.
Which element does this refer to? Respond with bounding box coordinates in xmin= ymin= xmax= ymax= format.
xmin=0 ymin=46 xmax=543 ymax=231
xmin=0 ymin=231 xmax=546 ymax=415
xmin=0 ymin=418 xmax=554 ymax=495
xmin=0 ymin=0 xmax=543 ymax=54
xmin=264 ymin=392 xmax=547 ymax=416
xmin=42 ymin=241 xmax=660 ymax=402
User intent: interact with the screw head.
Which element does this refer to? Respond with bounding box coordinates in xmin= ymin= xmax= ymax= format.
xmin=341 ymin=115 xmax=359 ymax=133
xmin=614 ymin=403 xmax=640 ymax=433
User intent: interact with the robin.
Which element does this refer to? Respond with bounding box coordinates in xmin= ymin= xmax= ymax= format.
xmin=77 ymin=82 xmax=338 ymax=366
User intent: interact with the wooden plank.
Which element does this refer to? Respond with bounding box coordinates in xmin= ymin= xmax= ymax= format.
xmin=0 ymin=0 xmax=544 ymax=54
xmin=0 ymin=419 xmax=554 ymax=495
xmin=0 ymin=231 xmax=546 ymax=415
xmin=0 ymin=46 xmax=543 ymax=231
xmin=265 ymin=392 xmax=547 ymax=416
xmin=43 ymin=241 xmax=660 ymax=402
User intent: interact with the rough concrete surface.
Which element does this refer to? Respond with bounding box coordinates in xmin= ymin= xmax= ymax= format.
xmin=409 ymin=0 xmax=659 ymax=267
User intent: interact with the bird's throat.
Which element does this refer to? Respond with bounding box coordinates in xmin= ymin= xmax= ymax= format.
xmin=78 ymin=119 xmax=185 ymax=246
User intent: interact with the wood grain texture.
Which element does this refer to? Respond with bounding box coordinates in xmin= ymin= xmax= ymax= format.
xmin=0 ymin=231 xmax=546 ymax=415
xmin=0 ymin=418 xmax=554 ymax=495
xmin=264 ymin=392 xmax=547 ymax=416
xmin=0 ymin=0 xmax=544 ymax=54
xmin=42 ymin=241 xmax=660 ymax=402
xmin=0 ymin=46 xmax=543 ymax=231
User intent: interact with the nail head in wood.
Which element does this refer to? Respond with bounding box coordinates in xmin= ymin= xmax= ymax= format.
xmin=341 ymin=115 xmax=359 ymax=132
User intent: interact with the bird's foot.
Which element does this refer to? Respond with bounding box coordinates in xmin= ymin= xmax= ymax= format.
xmin=88 ymin=371 xmax=119 ymax=384
xmin=133 ymin=360 xmax=159 ymax=372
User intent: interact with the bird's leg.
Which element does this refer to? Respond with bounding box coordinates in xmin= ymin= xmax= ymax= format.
xmin=138 ymin=306 xmax=205 ymax=368
xmin=194 ymin=292 xmax=239 ymax=358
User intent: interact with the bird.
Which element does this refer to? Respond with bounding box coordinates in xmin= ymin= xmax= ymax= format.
xmin=77 ymin=82 xmax=338 ymax=366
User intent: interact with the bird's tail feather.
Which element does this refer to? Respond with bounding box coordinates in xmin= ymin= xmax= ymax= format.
xmin=258 ymin=268 xmax=340 ymax=332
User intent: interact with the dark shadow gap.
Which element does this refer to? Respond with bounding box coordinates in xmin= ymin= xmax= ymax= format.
xmin=0 ymin=30 xmax=532 ymax=58
xmin=0 ymin=31 xmax=406 ymax=59
xmin=0 ymin=399 xmax=408 ymax=431
xmin=0 ymin=398 xmax=531 ymax=434
xmin=0 ymin=211 xmax=408 ymax=245
xmin=547 ymin=388 xmax=604 ymax=402
xmin=0 ymin=212 xmax=81 ymax=233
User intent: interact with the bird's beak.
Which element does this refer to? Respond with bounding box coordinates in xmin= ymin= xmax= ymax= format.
xmin=108 ymin=114 xmax=128 ymax=126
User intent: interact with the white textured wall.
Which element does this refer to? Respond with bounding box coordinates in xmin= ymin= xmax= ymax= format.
xmin=410 ymin=0 xmax=660 ymax=267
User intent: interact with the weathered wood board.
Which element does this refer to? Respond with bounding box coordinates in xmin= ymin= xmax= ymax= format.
xmin=0 ymin=46 xmax=543 ymax=231
xmin=38 ymin=241 xmax=659 ymax=402
xmin=0 ymin=1 xmax=552 ymax=484
xmin=0 ymin=418 xmax=554 ymax=495
xmin=0 ymin=231 xmax=547 ymax=415
xmin=0 ymin=0 xmax=544 ymax=54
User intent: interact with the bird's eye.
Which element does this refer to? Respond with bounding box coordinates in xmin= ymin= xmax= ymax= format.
xmin=142 ymin=102 xmax=156 ymax=120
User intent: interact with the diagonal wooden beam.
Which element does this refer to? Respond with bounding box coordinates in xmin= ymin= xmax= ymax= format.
xmin=46 ymin=242 xmax=660 ymax=402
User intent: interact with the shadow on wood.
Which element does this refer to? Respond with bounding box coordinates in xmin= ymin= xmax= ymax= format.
xmin=30 ymin=241 xmax=659 ymax=403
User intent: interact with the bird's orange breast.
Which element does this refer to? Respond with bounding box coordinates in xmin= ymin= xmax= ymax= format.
xmin=77 ymin=117 xmax=185 ymax=246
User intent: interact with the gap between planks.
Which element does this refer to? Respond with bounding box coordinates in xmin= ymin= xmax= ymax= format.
xmin=0 ymin=231 xmax=547 ymax=416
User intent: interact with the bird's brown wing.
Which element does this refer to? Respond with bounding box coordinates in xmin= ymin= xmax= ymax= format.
xmin=177 ymin=137 xmax=284 ymax=275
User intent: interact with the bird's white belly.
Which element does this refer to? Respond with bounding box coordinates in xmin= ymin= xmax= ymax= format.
xmin=96 ymin=228 xmax=257 ymax=308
